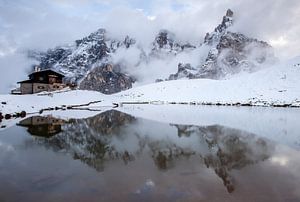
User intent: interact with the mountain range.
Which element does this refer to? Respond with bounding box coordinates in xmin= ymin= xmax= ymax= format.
xmin=29 ymin=9 xmax=274 ymax=94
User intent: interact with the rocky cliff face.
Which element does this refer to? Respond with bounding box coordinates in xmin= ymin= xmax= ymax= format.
xmin=79 ymin=64 xmax=133 ymax=94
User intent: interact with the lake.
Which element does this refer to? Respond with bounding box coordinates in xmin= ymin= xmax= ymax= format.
xmin=0 ymin=105 xmax=300 ymax=202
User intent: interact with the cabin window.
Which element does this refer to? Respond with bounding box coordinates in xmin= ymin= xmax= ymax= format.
xmin=49 ymin=77 xmax=56 ymax=84
xmin=39 ymin=77 xmax=44 ymax=81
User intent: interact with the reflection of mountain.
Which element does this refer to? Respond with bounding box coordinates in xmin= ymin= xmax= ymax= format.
xmin=23 ymin=110 xmax=274 ymax=193
xmin=18 ymin=116 xmax=66 ymax=138
xmin=173 ymin=124 xmax=272 ymax=193
xmin=32 ymin=110 xmax=136 ymax=171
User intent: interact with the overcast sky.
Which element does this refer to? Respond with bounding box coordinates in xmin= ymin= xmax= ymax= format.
xmin=0 ymin=0 xmax=300 ymax=93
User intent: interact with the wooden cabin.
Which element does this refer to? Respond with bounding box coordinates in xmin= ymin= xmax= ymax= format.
xmin=17 ymin=69 xmax=66 ymax=94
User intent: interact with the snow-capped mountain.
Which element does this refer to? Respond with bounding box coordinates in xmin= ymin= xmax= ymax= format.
xmin=29 ymin=29 xmax=136 ymax=93
xmin=168 ymin=9 xmax=274 ymax=80
xmin=30 ymin=29 xmax=136 ymax=80
xmin=29 ymin=9 xmax=274 ymax=94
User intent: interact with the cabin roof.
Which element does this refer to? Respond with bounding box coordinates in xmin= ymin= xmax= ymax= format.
xmin=17 ymin=79 xmax=34 ymax=84
xmin=17 ymin=69 xmax=65 ymax=84
xmin=28 ymin=69 xmax=65 ymax=78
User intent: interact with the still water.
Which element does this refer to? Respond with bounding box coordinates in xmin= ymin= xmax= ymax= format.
xmin=0 ymin=106 xmax=300 ymax=202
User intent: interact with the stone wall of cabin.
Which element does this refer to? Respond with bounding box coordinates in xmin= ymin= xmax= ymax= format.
xmin=48 ymin=83 xmax=66 ymax=91
xmin=21 ymin=83 xmax=66 ymax=94
xmin=32 ymin=83 xmax=49 ymax=94
xmin=20 ymin=83 xmax=33 ymax=94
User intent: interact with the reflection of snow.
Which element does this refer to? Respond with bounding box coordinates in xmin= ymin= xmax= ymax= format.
xmin=0 ymin=141 xmax=15 ymax=160
xmin=134 ymin=179 xmax=155 ymax=194
xmin=271 ymin=156 xmax=289 ymax=166
xmin=145 ymin=179 xmax=155 ymax=187
xmin=0 ymin=141 xmax=14 ymax=152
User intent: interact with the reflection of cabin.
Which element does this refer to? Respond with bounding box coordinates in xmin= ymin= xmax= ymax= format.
xmin=17 ymin=69 xmax=66 ymax=94
xmin=18 ymin=116 xmax=65 ymax=138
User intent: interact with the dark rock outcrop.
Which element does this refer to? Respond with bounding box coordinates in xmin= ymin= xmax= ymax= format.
xmin=79 ymin=64 xmax=133 ymax=94
xmin=168 ymin=63 xmax=198 ymax=80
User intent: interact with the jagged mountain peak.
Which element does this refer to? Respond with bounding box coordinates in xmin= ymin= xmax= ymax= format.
xmin=204 ymin=9 xmax=234 ymax=45
xmin=154 ymin=29 xmax=176 ymax=48
xmin=151 ymin=29 xmax=196 ymax=55
xmin=168 ymin=9 xmax=274 ymax=81
xmin=74 ymin=28 xmax=107 ymax=48
xmin=74 ymin=28 xmax=136 ymax=51
xmin=226 ymin=9 xmax=234 ymax=17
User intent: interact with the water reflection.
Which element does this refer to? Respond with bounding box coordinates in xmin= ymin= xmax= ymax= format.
xmin=18 ymin=116 xmax=66 ymax=138
xmin=20 ymin=110 xmax=274 ymax=193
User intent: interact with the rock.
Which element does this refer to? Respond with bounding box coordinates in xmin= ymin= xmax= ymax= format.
xmin=4 ymin=114 xmax=11 ymax=120
xmin=226 ymin=9 xmax=234 ymax=17
xmin=1 ymin=102 xmax=7 ymax=105
xmin=155 ymin=79 xmax=164 ymax=83
xmin=169 ymin=63 xmax=198 ymax=80
xmin=20 ymin=111 xmax=26 ymax=118
xmin=79 ymin=64 xmax=134 ymax=94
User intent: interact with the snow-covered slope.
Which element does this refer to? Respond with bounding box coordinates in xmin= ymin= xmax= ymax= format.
xmin=114 ymin=57 xmax=300 ymax=107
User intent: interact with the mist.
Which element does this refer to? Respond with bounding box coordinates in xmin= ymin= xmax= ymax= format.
xmin=1 ymin=0 xmax=300 ymax=94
